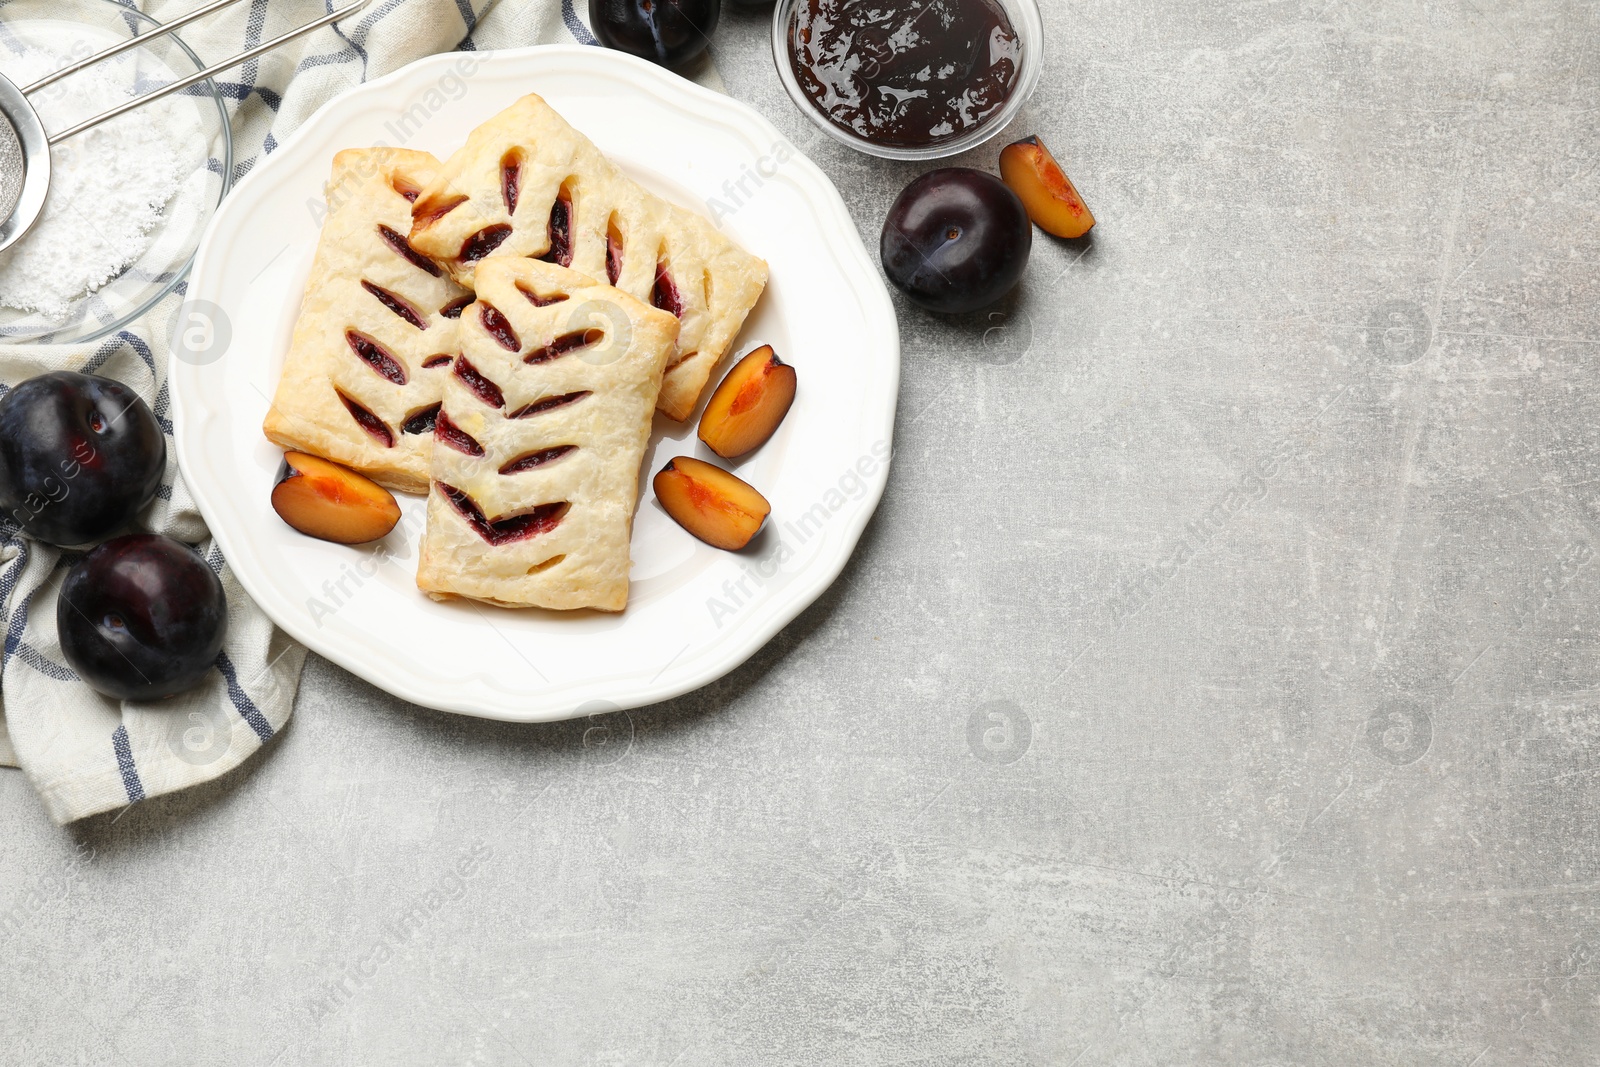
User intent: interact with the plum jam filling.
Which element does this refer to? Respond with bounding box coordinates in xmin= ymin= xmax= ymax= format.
xmin=434 ymin=411 xmax=485 ymax=456
xmin=479 ymin=303 xmax=520 ymax=351
xmin=338 ymin=391 xmax=394 ymax=447
xmin=413 ymin=194 xmax=467 ymax=228
xmin=652 ymin=261 xmax=683 ymax=318
xmin=422 ymin=354 xmax=454 ymax=369
xmin=361 ymin=280 xmax=427 ymax=329
xmin=525 ymin=330 xmax=599 ymax=365
xmin=606 ymin=217 xmax=624 ymax=284
xmin=540 ymin=190 xmax=574 ymax=267
xmin=439 ymin=296 xmax=474 ymax=319
xmin=378 ymin=225 xmax=442 ymax=277
xmin=517 ymin=283 xmax=568 ymax=308
xmin=391 ymin=177 xmax=422 ymax=203
xmin=510 ymin=391 xmax=591 ymax=418
xmin=501 ymin=152 xmax=521 ymax=215
xmin=345 ymin=330 xmax=408 ymax=384
xmin=438 ymin=485 xmax=569 ymax=546
xmin=402 ymin=403 xmax=441 ymax=435
xmin=460 ymin=224 xmax=513 ymax=263
xmin=453 ymin=356 xmax=505 ymax=409
xmin=787 ymin=0 xmax=1021 ymax=149
xmin=499 ymin=445 xmax=576 ymax=475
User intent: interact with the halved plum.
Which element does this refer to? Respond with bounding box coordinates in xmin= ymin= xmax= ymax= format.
xmin=697 ymin=345 xmax=796 ymax=459
xmin=998 ymin=136 xmax=1095 ymax=239
xmin=272 ymin=452 xmax=401 ymax=544
xmin=654 ymin=456 xmax=770 ymax=551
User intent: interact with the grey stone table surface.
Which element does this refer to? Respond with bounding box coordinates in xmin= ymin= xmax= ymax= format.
xmin=6 ymin=2 xmax=1600 ymax=1064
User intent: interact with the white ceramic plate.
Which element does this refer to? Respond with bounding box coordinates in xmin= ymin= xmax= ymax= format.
xmin=172 ymin=46 xmax=899 ymax=722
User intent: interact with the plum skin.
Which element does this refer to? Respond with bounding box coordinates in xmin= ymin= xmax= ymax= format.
xmin=589 ymin=0 xmax=721 ymax=70
xmin=880 ymin=168 xmax=1032 ymax=315
xmin=57 ymin=534 xmax=228 ymax=702
xmin=0 ymin=371 xmax=165 ymax=547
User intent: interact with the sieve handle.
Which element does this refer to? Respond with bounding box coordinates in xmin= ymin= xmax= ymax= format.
xmin=21 ymin=0 xmax=252 ymax=95
xmin=45 ymin=0 xmax=368 ymax=146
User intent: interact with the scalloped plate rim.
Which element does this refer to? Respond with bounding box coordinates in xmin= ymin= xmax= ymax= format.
xmin=172 ymin=45 xmax=899 ymax=723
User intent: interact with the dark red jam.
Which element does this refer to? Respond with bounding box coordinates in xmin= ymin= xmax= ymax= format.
xmin=787 ymin=0 xmax=1022 ymax=149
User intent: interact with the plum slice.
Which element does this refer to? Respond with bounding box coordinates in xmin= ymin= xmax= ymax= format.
xmin=378 ymin=224 xmax=441 ymax=277
xmin=402 ymin=403 xmax=441 ymax=435
xmin=337 ymin=390 xmax=394 ymax=448
xmin=361 ymin=280 xmax=427 ymax=330
xmin=998 ymin=136 xmax=1095 ymax=239
xmin=654 ymin=456 xmax=769 ymax=551
xmin=273 ymin=452 xmax=400 ymax=544
xmin=499 ymin=445 xmax=576 ymax=475
xmin=479 ymin=303 xmax=520 ymax=351
xmin=439 ymin=295 xmax=473 ymax=319
xmin=452 ymin=356 xmax=505 ymax=409
xmin=510 ymin=391 xmax=591 ymax=419
xmin=539 ymin=186 xmax=574 ymax=268
xmin=517 ymin=283 xmax=568 ymax=308
xmin=460 ymin=224 xmax=513 ymax=263
xmin=438 ymin=484 xmax=569 ymax=546
xmin=652 ymin=259 xmax=683 ymax=318
xmin=525 ymin=330 xmax=599 ymax=365
xmin=501 ymin=151 xmax=521 ymax=215
xmin=697 ymin=345 xmax=797 ymax=458
xmin=434 ymin=411 xmax=485 ymax=456
xmin=345 ymin=330 xmax=408 ymax=385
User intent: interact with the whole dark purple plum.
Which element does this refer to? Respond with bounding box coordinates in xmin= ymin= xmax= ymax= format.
xmin=0 ymin=371 xmax=164 ymax=546
xmin=590 ymin=0 xmax=721 ymax=70
xmin=57 ymin=534 xmax=227 ymax=701
xmin=880 ymin=168 xmax=1032 ymax=315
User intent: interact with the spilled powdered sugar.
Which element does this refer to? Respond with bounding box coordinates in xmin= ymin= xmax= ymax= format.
xmin=0 ymin=46 xmax=194 ymax=320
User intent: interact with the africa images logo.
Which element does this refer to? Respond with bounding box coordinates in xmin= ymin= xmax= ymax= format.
xmin=703 ymin=440 xmax=890 ymax=628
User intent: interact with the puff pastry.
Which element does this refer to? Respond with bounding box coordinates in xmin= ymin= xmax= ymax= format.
xmin=407 ymin=93 xmax=768 ymax=421
xmin=263 ymin=148 xmax=470 ymax=493
xmin=415 ymin=258 xmax=680 ymax=612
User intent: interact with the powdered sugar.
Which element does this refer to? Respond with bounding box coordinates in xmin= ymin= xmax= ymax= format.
xmin=0 ymin=45 xmax=196 ymax=320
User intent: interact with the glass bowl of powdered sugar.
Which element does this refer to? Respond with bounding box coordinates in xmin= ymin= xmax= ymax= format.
xmin=0 ymin=0 xmax=232 ymax=344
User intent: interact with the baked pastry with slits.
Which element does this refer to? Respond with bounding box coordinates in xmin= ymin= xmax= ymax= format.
xmin=406 ymin=93 xmax=768 ymax=422
xmin=263 ymin=148 xmax=471 ymax=493
xmin=416 ymin=258 xmax=679 ymax=612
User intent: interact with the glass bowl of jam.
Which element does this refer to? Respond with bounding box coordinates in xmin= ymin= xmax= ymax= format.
xmin=773 ymin=0 xmax=1043 ymax=160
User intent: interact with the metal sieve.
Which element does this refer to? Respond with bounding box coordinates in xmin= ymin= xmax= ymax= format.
xmin=0 ymin=0 xmax=366 ymax=255
xmin=0 ymin=124 xmax=18 ymax=220
xmin=0 ymin=69 xmax=48 ymax=252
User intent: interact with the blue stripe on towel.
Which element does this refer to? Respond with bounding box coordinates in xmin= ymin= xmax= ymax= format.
xmin=112 ymin=725 xmax=145 ymax=803
xmin=563 ymin=0 xmax=599 ymax=45
xmin=216 ymin=652 xmax=275 ymax=743
xmin=13 ymin=642 xmax=78 ymax=682
xmin=454 ymin=0 xmax=478 ymax=49
xmin=0 ymin=536 xmax=27 ymax=621
xmin=5 ymin=580 xmax=75 ymax=681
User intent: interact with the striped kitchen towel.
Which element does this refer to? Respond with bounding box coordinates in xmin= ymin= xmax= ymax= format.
xmin=0 ymin=0 xmax=696 ymax=824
